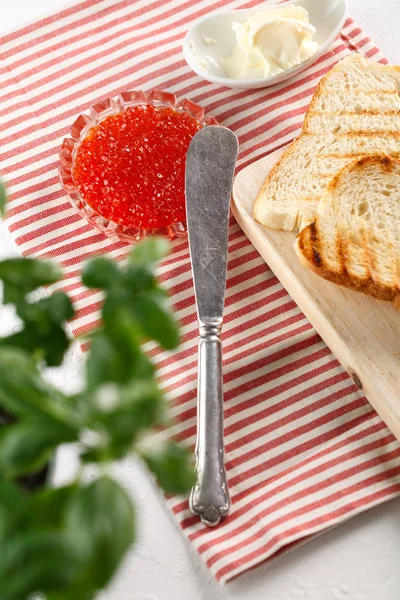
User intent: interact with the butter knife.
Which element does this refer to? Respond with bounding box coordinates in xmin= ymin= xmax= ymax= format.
xmin=185 ymin=126 xmax=239 ymax=527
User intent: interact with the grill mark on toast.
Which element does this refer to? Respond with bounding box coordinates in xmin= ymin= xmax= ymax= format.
xmin=361 ymin=227 xmax=373 ymax=281
xmin=295 ymin=155 xmax=400 ymax=308
xmin=353 ymin=155 xmax=395 ymax=172
xmin=296 ymin=223 xmax=400 ymax=305
xmin=337 ymin=131 xmax=400 ymax=137
xmin=360 ymin=90 xmax=399 ymax=95
xmin=255 ymin=54 xmax=400 ymax=255
xmin=319 ymin=151 xmax=400 ymax=159
xmin=319 ymin=89 xmax=398 ymax=95
xmin=310 ymin=110 xmax=400 ymax=116
xmin=336 ymin=231 xmax=348 ymax=275
xmin=395 ymin=253 xmax=400 ymax=291
xmin=309 ymin=222 xmax=322 ymax=266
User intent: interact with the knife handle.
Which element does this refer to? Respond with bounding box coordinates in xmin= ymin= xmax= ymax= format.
xmin=189 ymin=320 xmax=230 ymax=527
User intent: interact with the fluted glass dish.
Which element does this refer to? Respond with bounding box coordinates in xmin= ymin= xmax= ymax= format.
xmin=59 ymin=90 xmax=218 ymax=243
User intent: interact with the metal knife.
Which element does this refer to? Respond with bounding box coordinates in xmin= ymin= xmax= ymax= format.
xmin=185 ymin=126 xmax=239 ymax=527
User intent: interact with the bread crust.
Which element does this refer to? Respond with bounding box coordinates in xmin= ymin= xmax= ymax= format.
xmin=304 ymin=55 xmax=400 ymax=132
xmin=253 ymin=135 xmax=305 ymax=229
xmin=253 ymin=53 xmax=400 ymax=231
xmin=295 ymin=155 xmax=400 ymax=307
xmin=253 ymin=60 xmax=341 ymax=227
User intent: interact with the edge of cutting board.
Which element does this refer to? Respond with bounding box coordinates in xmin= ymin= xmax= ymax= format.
xmin=232 ymin=147 xmax=400 ymax=441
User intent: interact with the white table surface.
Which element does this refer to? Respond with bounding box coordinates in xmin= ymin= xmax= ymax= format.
xmin=2 ymin=1 xmax=400 ymax=598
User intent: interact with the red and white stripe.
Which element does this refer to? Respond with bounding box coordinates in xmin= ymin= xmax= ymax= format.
xmin=1 ymin=0 xmax=398 ymax=584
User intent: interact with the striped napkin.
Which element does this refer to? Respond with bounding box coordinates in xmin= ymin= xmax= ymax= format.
xmin=1 ymin=0 xmax=400 ymax=585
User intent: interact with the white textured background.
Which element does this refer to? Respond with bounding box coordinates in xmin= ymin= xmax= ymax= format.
xmin=1 ymin=1 xmax=400 ymax=599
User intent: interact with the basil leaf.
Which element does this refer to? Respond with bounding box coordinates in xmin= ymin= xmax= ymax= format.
xmin=86 ymin=332 xmax=134 ymax=389
xmin=0 ymin=324 xmax=71 ymax=368
xmin=0 ymin=182 xmax=7 ymax=217
xmin=86 ymin=324 xmax=153 ymax=389
xmin=1 ymin=292 xmax=75 ymax=367
xmin=0 ymin=481 xmax=26 ymax=542
xmin=46 ymin=588 xmax=96 ymax=600
xmin=141 ymin=442 xmax=195 ymax=494
xmin=81 ymin=379 xmax=162 ymax=462
xmin=17 ymin=292 xmax=74 ymax=324
xmin=65 ymin=477 xmax=135 ymax=588
xmin=82 ymin=256 xmax=120 ymax=290
xmin=0 ymin=481 xmax=25 ymax=515
xmin=0 ymin=348 xmax=79 ymax=429
xmin=0 ymin=258 xmax=61 ymax=304
xmin=122 ymin=264 xmax=155 ymax=293
xmin=130 ymin=293 xmax=179 ymax=350
xmin=0 ymin=487 xmax=98 ymax=600
xmin=0 ymin=531 xmax=80 ymax=599
xmin=128 ymin=237 xmax=169 ymax=266
xmin=29 ymin=485 xmax=78 ymax=530
xmin=0 ymin=419 xmax=77 ymax=478
xmin=0 ymin=237 xmax=185 ymax=599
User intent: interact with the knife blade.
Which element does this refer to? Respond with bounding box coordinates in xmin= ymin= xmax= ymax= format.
xmin=185 ymin=125 xmax=239 ymax=527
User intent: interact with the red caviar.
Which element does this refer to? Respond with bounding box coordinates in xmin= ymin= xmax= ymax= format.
xmin=72 ymin=104 xmax=202 ymax=229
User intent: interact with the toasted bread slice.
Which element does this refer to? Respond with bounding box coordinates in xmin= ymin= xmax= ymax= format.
xmin=295 ymin=155 xmax=400 ymax=307
xmin=304 ymin=114 xmax=400 ymax=135
xmin=254 ymin=54 xmax=400 ymax=231
xmin=254 ymin=133 xmax=400 ymax=230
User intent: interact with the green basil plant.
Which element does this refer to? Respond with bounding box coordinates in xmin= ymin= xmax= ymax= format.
xmin=0 ymin=182 xmax=194 ymax=600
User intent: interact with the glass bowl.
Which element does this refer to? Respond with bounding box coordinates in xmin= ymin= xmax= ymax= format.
xmin=59 ymin=90 xmax=218 ymax=243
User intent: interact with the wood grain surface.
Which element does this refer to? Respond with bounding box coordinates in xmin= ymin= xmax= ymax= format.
xmin=232 ymin=147 xmax=400 ymax=441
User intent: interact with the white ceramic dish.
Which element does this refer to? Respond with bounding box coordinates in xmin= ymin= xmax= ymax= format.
xmin=183 ymin=0 xmax=348 ymax=89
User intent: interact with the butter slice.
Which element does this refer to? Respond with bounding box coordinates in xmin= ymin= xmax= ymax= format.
xmin=220 ymin=6 xmax=319 ymax=80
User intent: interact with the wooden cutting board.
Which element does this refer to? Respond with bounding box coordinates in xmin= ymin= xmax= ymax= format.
xmin=232 ymin=147 xmax=400 ymax=442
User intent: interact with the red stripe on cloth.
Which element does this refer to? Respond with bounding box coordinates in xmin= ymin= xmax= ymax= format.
xmin=214 ymin=475 xmax=400 ymax=581
xmin=170 ymin=323 xmax=318 ymax=407
xmin=17 ymin=224 xmax=95 ymax=255
xmin=174 ymin=364 xmax=351 ymax=442
xmin=0 ymin=0 xmax=140 ymax=61
xmin=10 ymin=176 xmax=59 ymax=202
xmin=1 ymin=146 xmax=57 ymax=177
xmin=0 ymin=0 xmax=264 ymax=99
xmin=231 ymin=418 xmax=389 ymax=507
xmin=161 ymin=320 xmax=311 ymax=391
xmin=0 ymin=0 xmax=183 ymax=74
xmin=0 ymin=36 xmax=344 ymax=139
xmin=172 ymin=381 xmax=379 ymax=514
xmin=8 ymin=202 xmax=73 ymax=231
xmin=225 ymin=408 xmax=373 ymax=491
xmin=0 ymin=0 xmax=265 ymax=123
xmin=173 ymin=348 xmax=336 ymax=443
xmin=224 ymin=370 xmax=351 ymax=436
xmin=196 ymin=431 xmax=395 ymax=554
xmin=7 ymin=160 xmax=58 ymax=186
xmin=0 ymin=0 xmax=103 ymax=46
xmin=225 ymin=394 xmax=368 ymax=465
xmin=14 ymin=216 xmax=87 ymax=245
xmin=179 ymin=411 xmax=377 ymax=529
